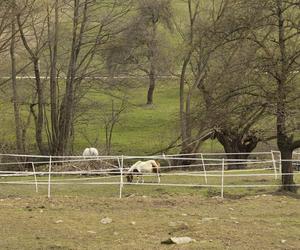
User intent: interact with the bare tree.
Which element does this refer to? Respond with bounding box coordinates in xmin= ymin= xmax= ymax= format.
xmin=245 ymin=0 xmax=300 ymax=191
xmin=105 ymin=0 xmax=174 ymax=105
xmin=17 ymin=0 xmax=48 ymax=154
xmin=195 ymin=39 xmax=271 ymax=168
xmin=177 ymin=0 xmax=233 ymax=155
xmin=101 ymin=99 xmax=127 ymax=155
xmin=16 ymin=0 xmax=131 ymax=155
xmin=10 ymin=2 xmax=23 ymax=153
xmin=7 ymin=0 xmax=32 ymax=153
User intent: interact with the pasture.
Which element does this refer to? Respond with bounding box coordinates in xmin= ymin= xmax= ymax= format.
xmin=0 ymin=153 xmax=299 ymax=249
xmin=0 ymin=184 xmax=299 ymax=249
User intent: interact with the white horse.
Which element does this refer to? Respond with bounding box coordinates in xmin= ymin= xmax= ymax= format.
xmin=82 ymin=147 xmax=99 ymax=157
xmin=126 ymin=160 xmax=161 ymax=183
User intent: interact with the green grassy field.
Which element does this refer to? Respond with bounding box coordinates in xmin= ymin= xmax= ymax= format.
xmin=0 ymin=78 xmax=225 ymax=155
xmin=76 ymin=80 xmax=182 ymax=155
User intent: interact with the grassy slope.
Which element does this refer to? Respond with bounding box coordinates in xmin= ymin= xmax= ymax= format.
xmin=0 ymin=77 xmax=223 ymax=155
xmin=74 ymin=78 xmax=226 ymax=155
xmin=0 ymin=79 xmax=179 ymax=154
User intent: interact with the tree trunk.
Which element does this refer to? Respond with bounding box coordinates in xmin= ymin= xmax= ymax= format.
xmin=33 ymin=58 xmax=45 ymax=154
xmin=48 ymin=0 xmax=59 ymax=155
xmin=10 ymin=17 xmax=23 ymax=153
xmin=17 ymin=14 xmax=45 ymax=154
xmin=146 ymin=19 xmax=157 ymax=105
xmin=57 ymin=0 xmax=89 ymax=155
xmin=146 ymin=66 xmax=156 ymax=105
xmin=279 ymin=147 xmax=296 ymax=192
xmin=179 ymin=53 xmax=193 ymax=154
xmin=276 ymin=0 xmax=295 ymax=191
xmin=216 ymin=131 xmax=258 ymax=169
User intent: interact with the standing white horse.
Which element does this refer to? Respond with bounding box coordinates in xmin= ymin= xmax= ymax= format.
xmin=126 ymin=160 xmax=161 ymax=183
xmin=82 ymin=147 xmax=99 ymax=157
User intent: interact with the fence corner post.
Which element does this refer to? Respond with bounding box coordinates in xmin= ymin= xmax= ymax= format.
xmin=119 ymin=155 xmax=124 ymax=199
xmin=271 ymin=151 xmax=278 ymax=180
xmin=31 ymin=162 xmax=38 ymax=193
xmin=200 ymin=153 xmax=208 ymax=184
xmin=47 ymin=155 xmax=52 ymax=198
xmin=221 ymin=158 xmax=225 ymax=199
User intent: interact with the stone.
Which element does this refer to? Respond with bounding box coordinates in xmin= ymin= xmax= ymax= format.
xmin=201 ymin=217 xmax=218 ymax=222
xmin=55 ymin=220 xmax=63 ymax=224
xmin=101 ymin=217 xmax=112 ymax=224
xmin=87 ymin=231 xmax=96 ymax=234
xmin=161 ymin=237 xmax=196 ymax=245
xmin=168 ymin=222 xmax=177 ymax=227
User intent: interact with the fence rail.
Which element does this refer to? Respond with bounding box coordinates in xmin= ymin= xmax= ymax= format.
xmin=0 ymin=151 xmax=299 ymax=198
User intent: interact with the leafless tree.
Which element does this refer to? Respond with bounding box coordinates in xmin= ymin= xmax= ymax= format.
xmin=16 ymin=0 xmax=131 ymax=155
xmin=177 ymin=0 xmax=233 ymax=155
xmin=101 ymin=99 xmax=127 ymax=155
xmin=195 ymin=39 xmax=271 ymax=168
xmin=105 ymin=0 xmax=174 ymax=105
xmin=245 ymin=0 xmax=300 ymax=191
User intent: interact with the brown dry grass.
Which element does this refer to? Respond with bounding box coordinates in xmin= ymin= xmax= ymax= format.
xmin=0 ymin=191 xmax=299 ymax=250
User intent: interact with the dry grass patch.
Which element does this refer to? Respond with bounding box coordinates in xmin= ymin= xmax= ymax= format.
xmin=0 ymin=193 xmax=299 ymax=249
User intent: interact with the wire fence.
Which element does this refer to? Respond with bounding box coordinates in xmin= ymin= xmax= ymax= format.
xmin=0 ymin=151 xmax=299 ymax=198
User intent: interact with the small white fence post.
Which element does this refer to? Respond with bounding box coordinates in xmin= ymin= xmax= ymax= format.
xmin=271 ymin=151 xmax=278 ymax=180
xmin=163 ymin=153 xmax=171 ymax=167
xmin=31 ymin=162 xmax=38 ymax=193
xmin=221 ymin=158 xmax=225 ymax=199
xmin=119 ymin=155 xmax=124 ymax=199
xmin=48 ymin=155 xmax=52 ymax=198
xmin=200 ymin=153 xmax=208 ymax=184
xmin=278 ymin=151 xmax=282 ymax=174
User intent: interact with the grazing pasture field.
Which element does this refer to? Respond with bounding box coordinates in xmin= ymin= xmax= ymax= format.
xmin=0 ymin=173 xmax=299 ymax=250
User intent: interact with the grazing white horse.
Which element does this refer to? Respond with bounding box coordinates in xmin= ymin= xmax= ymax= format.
xmin=82 ymin=147 xmax=99 ymax=157
xmin=126 ymin=160 xmax=160 ymax=183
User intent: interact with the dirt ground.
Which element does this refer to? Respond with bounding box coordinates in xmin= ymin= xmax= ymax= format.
xmin=0 ymin=191 xmax=299 ymax=250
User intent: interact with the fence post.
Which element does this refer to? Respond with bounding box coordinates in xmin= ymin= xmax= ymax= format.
xmin=221 ymin=158 xmax=225 ymax=199
xmin=163 ymin=152 xmax=171 ymax=167
xmin=271 ymin=151 xmax=278 ymax=180
xmin=278 ymin=151 xmax=282 ymax=174
xmin=119 ymin=155 xmax=124 ymax=199
xmin=31 ymin=162 xmax=38 ymax=193
xmin=48 ymin=155 xmax=52 ymax=198
xmin=200 ymin=153 xmax=208 ymax=184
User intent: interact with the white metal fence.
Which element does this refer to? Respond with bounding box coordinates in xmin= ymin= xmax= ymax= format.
xmin=0 ymin=151 xmax=299 ymax=198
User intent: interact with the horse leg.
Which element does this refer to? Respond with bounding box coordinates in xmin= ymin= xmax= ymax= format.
xmin=133 ymin=169 xmax=140 ymax=183
xmin=140 ymin=174 xmax=144 ymax=183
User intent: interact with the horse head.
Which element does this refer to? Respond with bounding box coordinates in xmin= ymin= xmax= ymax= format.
xmin=126 ymin=173 xmax=133 ymax=182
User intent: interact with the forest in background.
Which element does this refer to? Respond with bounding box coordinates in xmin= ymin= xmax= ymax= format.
xmin=0 ymin=0 xmax=300 ymax=190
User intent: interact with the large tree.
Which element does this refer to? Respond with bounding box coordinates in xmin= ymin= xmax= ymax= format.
xmin=196 ymin=40 xmax=269 ymax=168
xmin=245 ymin=0 xmax=300 ymax=191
